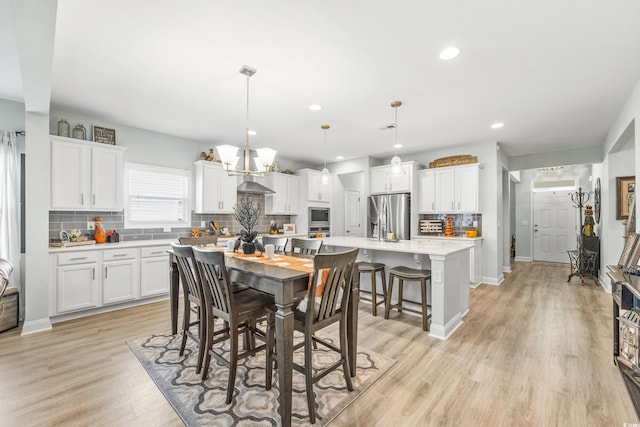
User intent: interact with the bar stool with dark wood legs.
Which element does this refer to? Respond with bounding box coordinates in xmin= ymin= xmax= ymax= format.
xmin=384 ymin=266 xmax=432 ymax=331
xmin=356 ymin=261 xmax=387 ymax=316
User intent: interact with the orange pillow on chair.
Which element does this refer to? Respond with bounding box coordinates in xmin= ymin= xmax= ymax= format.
xmin=298 ymin=269 xmax=329 ymax=313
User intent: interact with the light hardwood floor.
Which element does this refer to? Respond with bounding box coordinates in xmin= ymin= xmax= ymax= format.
xmin=0 ymin=261 xmax=637 ymax=426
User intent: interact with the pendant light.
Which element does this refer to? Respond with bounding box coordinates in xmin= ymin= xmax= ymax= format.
xmin=321 ymin=124 xmax=330 ymax=184
xmin=390 ymin=100 xmax=403 ymax=176
xmin=216 ymin=65 xmax=277 ymax=177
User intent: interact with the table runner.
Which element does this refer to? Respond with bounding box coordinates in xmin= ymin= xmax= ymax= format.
xmin=225 ymin=252 xmax=314 ymax=274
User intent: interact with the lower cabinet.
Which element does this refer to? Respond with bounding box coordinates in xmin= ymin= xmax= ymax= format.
xmin=51 ymin=243 xmax=170 ymax=316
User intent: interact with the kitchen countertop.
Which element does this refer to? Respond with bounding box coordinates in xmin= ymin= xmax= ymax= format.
xmin=320 ymin=236 xmax=473 ymax=256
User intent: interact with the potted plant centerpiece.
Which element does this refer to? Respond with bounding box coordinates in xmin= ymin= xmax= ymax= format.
xmin=233 ymin=195 xmax=264 ymax=254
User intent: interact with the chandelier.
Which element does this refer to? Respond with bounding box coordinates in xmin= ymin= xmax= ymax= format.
xmin=321 ymin=124 xmax=330 ymax=184
xmin=216 ymin=65 xmax=277 ymax=177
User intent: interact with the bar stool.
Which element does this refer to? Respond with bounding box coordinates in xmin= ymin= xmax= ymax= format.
xmin=356 ymin=261 xmax=387 ymax=316
xmin=385 ymin=266 xmax=432 ymax=331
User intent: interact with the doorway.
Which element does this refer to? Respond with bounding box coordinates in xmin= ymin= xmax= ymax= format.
xmin=533 ymin=187 xmax=577 ymax=262
xmin=344 ymin=188 xmax=361 ymax=237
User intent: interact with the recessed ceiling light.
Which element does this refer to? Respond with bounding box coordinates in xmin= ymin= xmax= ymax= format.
xmin=439 ymin=46 xmax=460 ymax=60
xmin=490 ymin=122 xmax=504 ymax=129
xmin=394 ymin=143 xmax=403 ymax=149
xmin=248 ymin=129 xmax=257 ymax=136
xmin=336 ymin=156 xmax=344 ymax=160
xmin=309 ymin=104 xmax=322 ymax=111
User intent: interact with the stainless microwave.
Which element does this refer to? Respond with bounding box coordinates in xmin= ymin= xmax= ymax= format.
xmin=309 ymin=207 xmax=330 ymax=227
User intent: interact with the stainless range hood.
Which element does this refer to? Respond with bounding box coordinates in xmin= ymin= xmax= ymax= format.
xmin=237 ymin=177 xmax=274 ymax=194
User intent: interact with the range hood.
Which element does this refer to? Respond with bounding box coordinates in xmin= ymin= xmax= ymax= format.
xmin=237 ymin=178 xmax=274 ymax=194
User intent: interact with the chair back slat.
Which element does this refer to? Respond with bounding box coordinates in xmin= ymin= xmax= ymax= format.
xmin=171 ymin=243 xmax=203 ymax=301
xmin=291 ymin=238 xmax=323 ymax=255
xmin=192 ymin=248 xmax=234 ymax=323
xmin=179 ymin=235 xmax=219 ymax=246
xmin=261 ymin=236 xmax=288 ymax=254
xmin=308 ymin=248 xmax=358 ymax=323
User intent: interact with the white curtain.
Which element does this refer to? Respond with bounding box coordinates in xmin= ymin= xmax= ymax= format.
xmin=0 ymin=130 xmax=21 ymax=298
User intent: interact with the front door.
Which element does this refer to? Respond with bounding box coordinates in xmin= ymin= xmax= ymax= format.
xmin=345 ymin=189 xmax=361 ymax=237
xmin=533 ymin=190 xmax=577 ymax=262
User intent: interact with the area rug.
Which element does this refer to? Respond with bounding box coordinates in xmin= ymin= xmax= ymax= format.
xmin=128 ymin=331 xmax=395 ymax=426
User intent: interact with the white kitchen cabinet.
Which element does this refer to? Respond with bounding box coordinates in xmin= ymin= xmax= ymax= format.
xmin=305 ymin=169 xmax=332 ymax=203
xmin=264 ymin=172 xmax=299 ymax=214
xmin=140 ymin=246 xmax=170 ymax=297
xmin=55 ymin=251 xmax=99 ymax=313
xmin=102 ymin=249 xmax=138 ymax=305
xmin=435 ymin=164 xmax=479 ymax=213
xmin=194 ymin=160 xmax=237 ymax=213
xmin=417 ymin=169 xmax=437 ymax=213
xmin=370 ymin=162 xmax=414 ymax=194
xmin=50 ymin=136 xmax=125 ymax=211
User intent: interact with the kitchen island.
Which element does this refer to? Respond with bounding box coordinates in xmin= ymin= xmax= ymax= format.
xmin=321 ymin=236 xmax=474 ymax=340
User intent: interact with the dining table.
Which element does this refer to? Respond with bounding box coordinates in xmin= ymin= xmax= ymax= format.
xmin=168 ymin=247 xmax=360 ymax=427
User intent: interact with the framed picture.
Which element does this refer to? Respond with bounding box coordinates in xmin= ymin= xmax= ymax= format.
xmin=619 ymin=232 xmax=640 ymax=267
xmin=93 ymin=125 xmax=116 ymax=145
xmin=59 ymin=230 xmax=70 ymax=243
xmin=283 ymin=223 xmax=296 ymax=235
xmin=617 ymin=176 xmax=636 ymax=219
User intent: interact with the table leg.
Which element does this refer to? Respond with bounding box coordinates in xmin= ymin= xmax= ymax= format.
xmin=348 ymin=272 xmax=359 ymax=377
xmin=170 ymin=259 xmax=179 ymax=335
xmin=275 ymin=300 xmax=294 ymax=427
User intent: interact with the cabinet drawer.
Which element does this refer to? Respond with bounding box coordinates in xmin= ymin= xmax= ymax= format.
xmin=57 ymin=251 xmax=98 ymax=265
xmin=140 ymin=246 xmax=170 ymax=258
xmin=103 ymin=248 xmax=138 ymax=261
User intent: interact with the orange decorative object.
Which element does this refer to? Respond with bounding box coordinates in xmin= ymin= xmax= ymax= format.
xmin=191 ymin=228 xmax=200 ymax=237
xmin=93 ymin=216 xmax=106 ymax=244
xmin=466 ymin=229 xmax=478 ymax=238
xmin=443 ymin=217 xmax=455 ymax=237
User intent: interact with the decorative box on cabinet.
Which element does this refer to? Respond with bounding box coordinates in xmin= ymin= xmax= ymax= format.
xmin=194 ymin=160 xmax=237 ymax=213
xmin=263 ymin=172 xmax=299 ymax=214
xmin=50 ymin=136 xmax=126 ymax=211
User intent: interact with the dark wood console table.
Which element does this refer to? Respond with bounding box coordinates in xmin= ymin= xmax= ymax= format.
xmin=608 ymin=265 xmax=640 ymax=418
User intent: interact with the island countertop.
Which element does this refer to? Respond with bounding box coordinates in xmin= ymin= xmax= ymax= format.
xmin=320 ymin=236 xmax=473 ymax=256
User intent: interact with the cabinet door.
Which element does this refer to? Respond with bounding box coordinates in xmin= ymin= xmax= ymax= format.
xmin=56 ymin=263 xmax=98 ymax=313
xmin=103 ymin=259 xmax=138 ymax=304
xmin=267 ymin=173 xmax=289 ymax=213
xmin=287 ymin=175 xmax=299 ymax=213
xmin=140 ymin=255 xmax=170 ymax=297
xmin=418 ymin=170 xmax=436 ymax=213
xmin=307 ymin=171 xmax=330 ymax=202
xmin=200 ymin=164 xmax=220 ymax=212
xmin=51 ymin=140 xmax=90 ymax=209
xmin=92 ymin=146 xmax=123 ymax=210
xmin=389 ymin=164 xmax=411 ymax=193
xmin=218 ymin=171 xmax=237 ymax=213
xmin=370 ymin=168 xmax=389 ymax=194
xmin=455 ymin=165 xmax=479 ymax=213
xmin=436 ymin=168 xmax=456 ymax=212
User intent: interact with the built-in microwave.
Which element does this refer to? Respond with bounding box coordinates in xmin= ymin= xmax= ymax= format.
xmin=309 ymin=207 xmax=330 ymax=227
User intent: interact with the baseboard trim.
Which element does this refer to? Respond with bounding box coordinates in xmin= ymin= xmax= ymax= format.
xmin=514 ymin=256 xmax=532 ymax=262
xmin=429 ymin=312 xmax=463 ymax=340
xmin=503 ymin=265 xmax=512 ymax=273
xmin=482 ymin=275 xmax=505 ymax=286
xmin=50 ymin=295 xmax=169 ymax=324
xmin=20 ymin=318 xmax=52 ymax=335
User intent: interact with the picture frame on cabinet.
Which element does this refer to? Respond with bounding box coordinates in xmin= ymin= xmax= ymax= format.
xmin=93 ymin=125 xmax=116 ymax=145
xmin=283 ymin=223 xmax=296 ymax=235
xmin=618 ymin=232 xmax=640 ymax=267
xmin=617 ymin=176 xmax=635 ymax=219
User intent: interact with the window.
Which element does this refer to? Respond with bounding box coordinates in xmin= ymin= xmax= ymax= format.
xmin=124 ymin=163 xmax=191 ymax=229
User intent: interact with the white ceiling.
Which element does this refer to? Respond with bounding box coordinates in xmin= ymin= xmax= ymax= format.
xmin=2 ymin=1 xmax=640 ymax=164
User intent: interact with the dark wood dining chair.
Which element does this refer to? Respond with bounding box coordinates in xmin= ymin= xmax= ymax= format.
xmin=291 ymin=237 xmax=322 ymax=255
xmin=261 ymin=235 xmax=288 ymax=254
xmin=192 ymin=247 xmax=276 ymax=404
xmin=291 ymin=247 xmax=359 ymax=424
xmin=170 ymin=243 xmax=208 ymax=374
xmin=178 ymin=235 xmax=219 ymax=246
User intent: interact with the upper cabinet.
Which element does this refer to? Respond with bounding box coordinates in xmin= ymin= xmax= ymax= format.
xmin=194 ymin=160 xmax=237 ymax=214
xmin=263 ymin=172 xmax=299 ymax=214
xmin=51 ymin=136 xmax=126 ymax=211
xmin=297 ymin=169 xmax=331 ymax=204
xmin=419 ymin=163 xmax=479 ymax=214
xmin=370 ymin=161 xmax=415 ymax=194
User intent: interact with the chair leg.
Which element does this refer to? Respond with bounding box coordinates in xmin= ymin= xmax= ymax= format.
xmin=384 ymin=274 xmax=394 ymax=319
xmin=201 ymin=311 xmax=215 ymax=380
xmin=179 ymin=298 xmax=190 ymax=356
xmin=340 ymin=318 xmax=354 ymax=390
xmin=196 ymin=308 xmax=206 ymax=374
xmin=379 ymin=269 xmax=387 ymax=313
xmin=265 ymin=313 xmax=274 ymax=390
xmin=397 ymin=279 xmax=404 ymax=313
xmin=226 ymin=331 xmax=239 ymax=404
xmin=420 ymin=278 xmax=428 ymax=331
xmin=305 ymin=327 xmax=316 ymax=424
xmin=370 ymin=271 xmax=377 ymax=316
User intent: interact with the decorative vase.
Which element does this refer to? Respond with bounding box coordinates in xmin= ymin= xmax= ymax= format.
xmin=242 ymin=242 xmax=256 ymax=255
xmin=57 ymin=119 xmax=70 ymax=137
xmin=94 ymin=216 xmax=106 ymax=244
xmin=72 ymin=124 xmax=86 ymax=140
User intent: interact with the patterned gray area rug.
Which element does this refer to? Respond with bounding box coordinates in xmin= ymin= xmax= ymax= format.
xmin=128 ymin=331 xmax=395 ymax=426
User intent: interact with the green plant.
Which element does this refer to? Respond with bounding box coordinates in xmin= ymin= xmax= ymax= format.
xmin=233 ymin=195 xmax=262 ymax=249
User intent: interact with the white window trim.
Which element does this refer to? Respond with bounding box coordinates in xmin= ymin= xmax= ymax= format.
xmin=124 ymin=162 xmax=192 ymax=229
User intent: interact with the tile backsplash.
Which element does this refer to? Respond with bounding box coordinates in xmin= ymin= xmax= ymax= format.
xmin=418 ymin=213 xmax=482 ymax=236
xmin=49 ymin=194 xmax=291 ymax=242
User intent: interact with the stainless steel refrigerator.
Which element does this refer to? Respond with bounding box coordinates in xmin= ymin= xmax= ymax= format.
xmin=368 ymin=193 xmax=411 ymax=240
